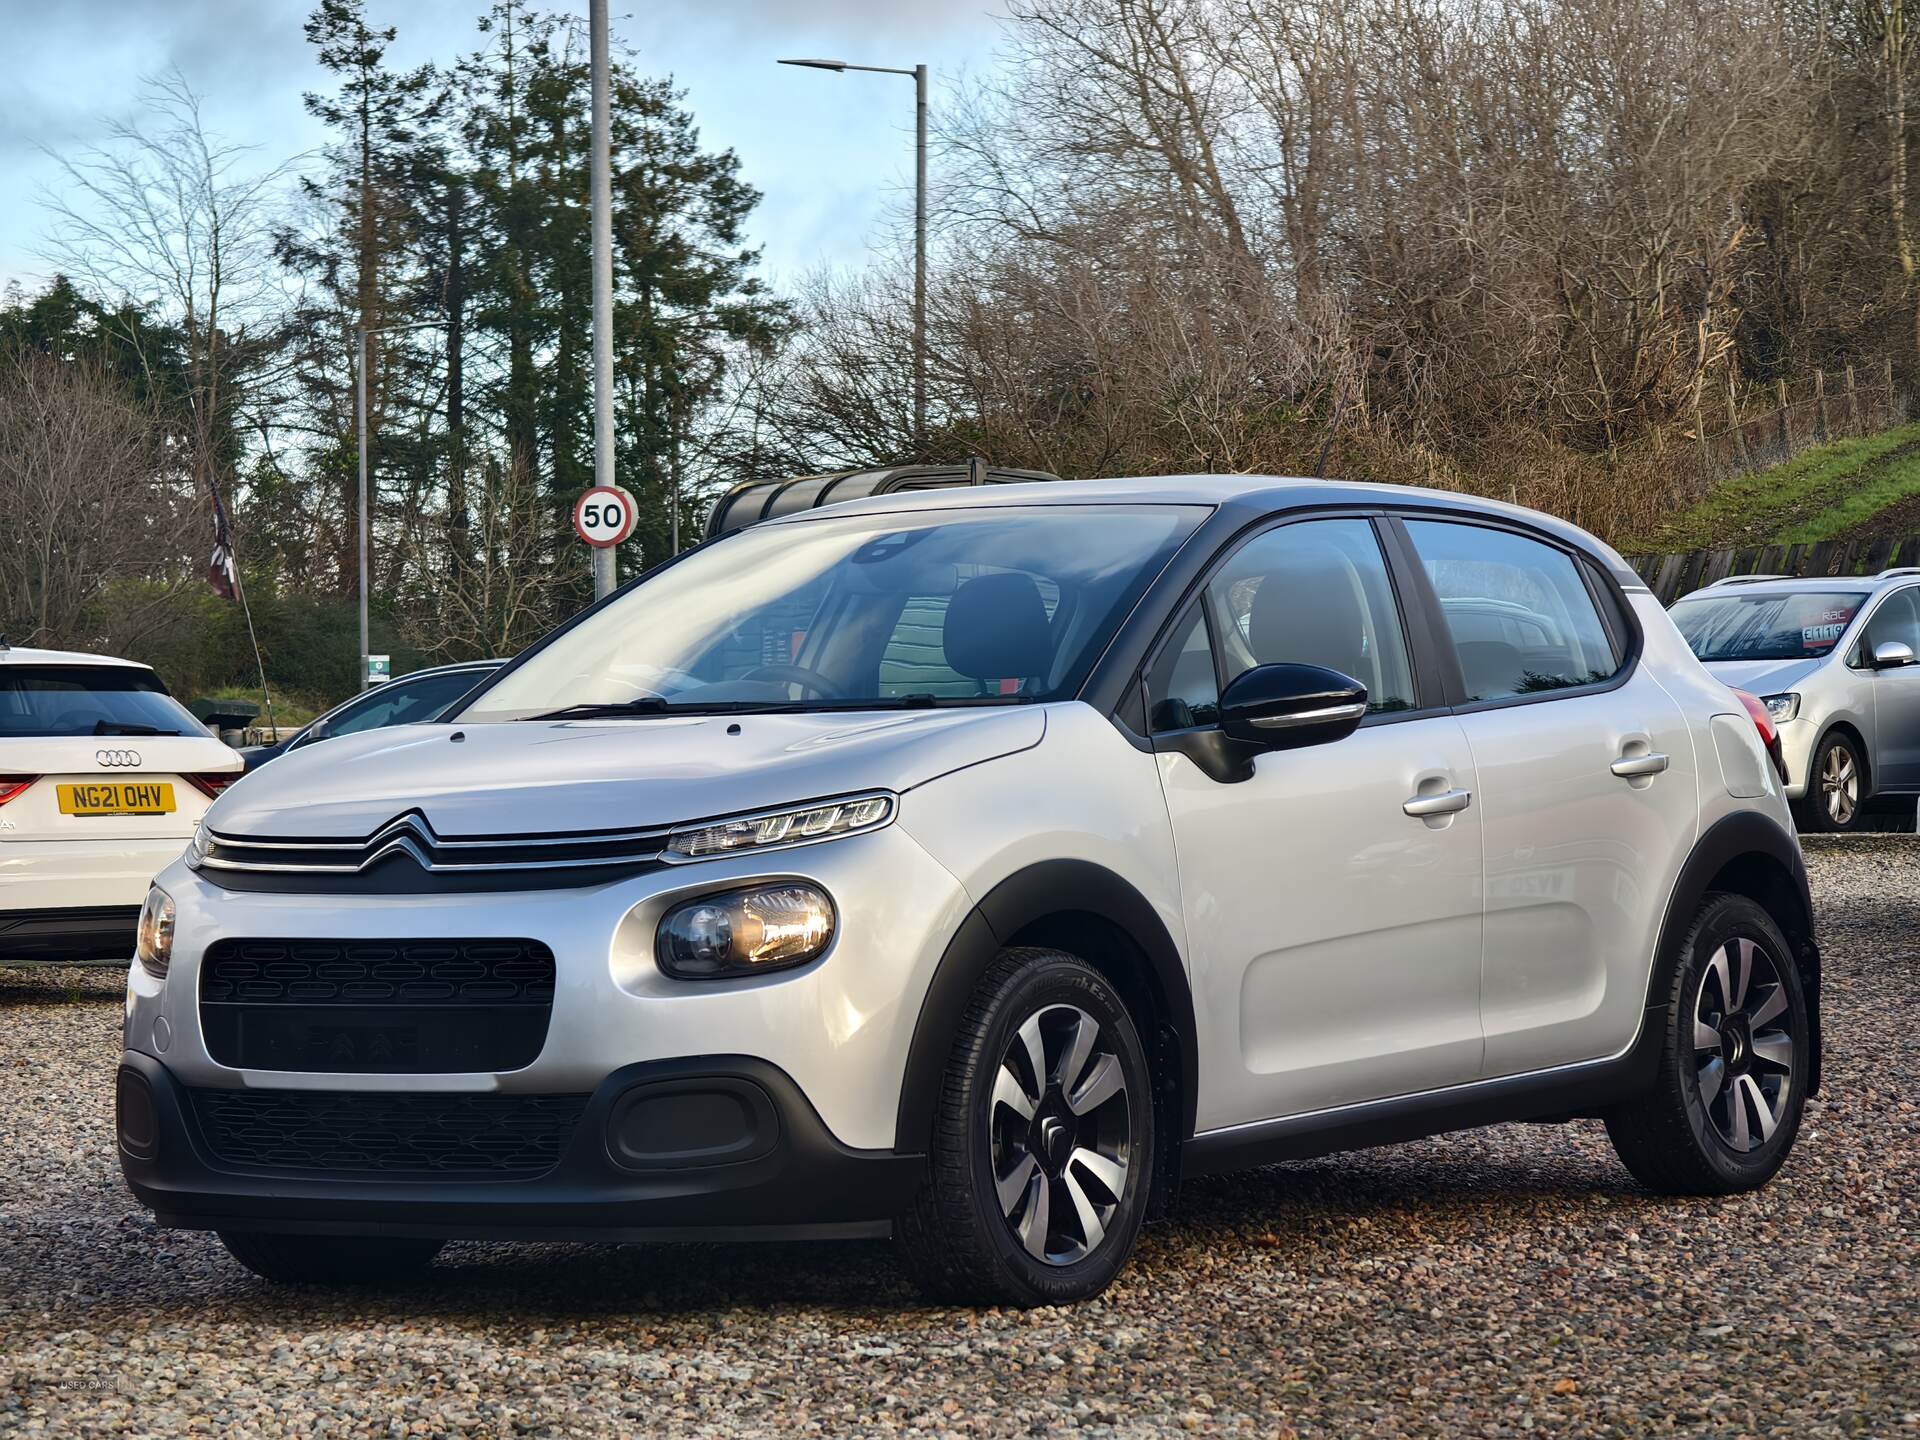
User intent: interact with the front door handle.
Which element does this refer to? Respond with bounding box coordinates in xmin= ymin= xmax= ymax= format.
xmin=1610 ymin=752 xmax=1670 ymax=779
xmin=1403 ymin=787 xmax=1472 ymax=817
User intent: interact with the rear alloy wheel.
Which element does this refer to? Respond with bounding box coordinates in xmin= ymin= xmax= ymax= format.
xmin=1799 ymin=732 xmax=1864 ymax=832
xmin=1606 ymin=892 xmax=1808 ymax=1194
xmin=895 ymin=948 xmax=1153 ymax=1305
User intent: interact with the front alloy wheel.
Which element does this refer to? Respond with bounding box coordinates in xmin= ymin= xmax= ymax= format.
xmin=1818 ymin=739 xmax=1859 ymax=828
xmin=989 ymin=1003 xmax=1132 ymax=1265
xmin=895 ymin=948 xmax=1154 ymax=1305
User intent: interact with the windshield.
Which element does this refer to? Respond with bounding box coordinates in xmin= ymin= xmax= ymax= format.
xmin=0 ymin=666 xmax=202 ymax=737
xmin=1670 ymin=590 xmax=1867 ymax=662
xmin=458 ymin=505 xmax=1203 ymax=721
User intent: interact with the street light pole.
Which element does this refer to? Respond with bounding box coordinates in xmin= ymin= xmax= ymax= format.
xmin=779 ymin=57 xmax=929 ymax=458
xmin=589 ymin=0 xmax=618 ymax=601
xmin=356 ymin=319 xmax=448 ymax=689
xmin=913 ymin=63 xmax=927 ymax=456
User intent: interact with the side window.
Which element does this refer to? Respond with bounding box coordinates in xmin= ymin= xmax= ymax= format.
xmin=1404 ymin=520 xmax=1621 ymax=702
xmin=1145 ymin=605 xmax=1219 ymax=731
xmin=1868 ymin=588 xmax=1920 ymax=656
xmin=1205 ymin=518 xmax=1417 ymax=714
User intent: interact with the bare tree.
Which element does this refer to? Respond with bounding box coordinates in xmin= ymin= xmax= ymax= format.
xmin=38 ymin=70 xmax=294 ymax=513
xmin=0 ymin=349 xmax=197 ymax=649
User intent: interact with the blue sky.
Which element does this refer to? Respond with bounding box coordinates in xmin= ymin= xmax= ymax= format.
xmin=0 ymin=0 xmax=1006 ymax=297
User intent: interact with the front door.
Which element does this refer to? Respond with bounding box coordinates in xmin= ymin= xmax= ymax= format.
xmin=1149 ymin=516 xmax=1487 ymax=1132
xmin=1865 ymin=586 xmax=1920 ymax=790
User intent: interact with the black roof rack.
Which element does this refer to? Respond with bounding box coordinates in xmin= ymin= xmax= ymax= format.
xmin=705 ymin=461 xmax=1064 ymax=539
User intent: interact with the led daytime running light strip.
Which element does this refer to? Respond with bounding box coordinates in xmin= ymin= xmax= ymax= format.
xmin=664 ymin=793 xmax=896 ymax=861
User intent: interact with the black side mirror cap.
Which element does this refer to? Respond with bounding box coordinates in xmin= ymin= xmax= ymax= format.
xmin=1152 ymin=663 xmax=1368 ymax=783
xmin=1219 ymin=663 xmax=1369 ymax=748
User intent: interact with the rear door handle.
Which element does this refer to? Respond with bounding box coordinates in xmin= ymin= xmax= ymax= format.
xmin=1403 ymin=787 xmax=1472 ymax=817
xmin=1610 ymin=752 xmax=1670 ymax=779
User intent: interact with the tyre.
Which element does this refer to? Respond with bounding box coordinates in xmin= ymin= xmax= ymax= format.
xmin=1606 ymin=893 xmax=1807 ymax=1194
xmin=895 ymin=947 xmax=1154 ymax=1306
xmin=217 ymin=1231 xmax=445 ymax=1285
xmin=1796 ymin=730 xmax=1866 ymax=832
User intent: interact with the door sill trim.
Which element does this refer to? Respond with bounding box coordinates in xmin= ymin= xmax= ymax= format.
xmin=1182 ymin=1021 xmax=1660 ymax=1178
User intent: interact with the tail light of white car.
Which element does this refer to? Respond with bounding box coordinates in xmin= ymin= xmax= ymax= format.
xmin=0 ymin=776 xmax=35 ymax=806
xmin=185 ymin=773 xmax=240 ymax=799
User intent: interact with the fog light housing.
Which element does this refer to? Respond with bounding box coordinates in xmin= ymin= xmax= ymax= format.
xmin=116 ymin=1067 xmax=158 ymax=1160
xmin=135 ymin=886 xmax=174 ymax=979
xmin=656 ymin=883 xmax=836 ymax=980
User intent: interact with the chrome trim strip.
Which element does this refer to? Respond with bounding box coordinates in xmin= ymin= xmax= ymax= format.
xmin=198 ymin=811 xmax=668 ymax=875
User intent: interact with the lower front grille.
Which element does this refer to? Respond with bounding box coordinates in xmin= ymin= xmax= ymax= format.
xmin=187 ymin=1087 xmax=589 ymax=1178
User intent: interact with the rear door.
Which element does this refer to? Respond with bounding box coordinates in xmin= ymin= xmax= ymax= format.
xmin=1395 ymin=518 xmax=1699 ymax=1076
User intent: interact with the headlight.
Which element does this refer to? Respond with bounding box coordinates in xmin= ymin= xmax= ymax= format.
xmin=663 ymin=793 xmax=895 ymax=862
xmin=135 ymin=886 xmax=175 ymax=979
xmin=1761 ymin=692 xmax=1800 ymax=723
xmin=656 ymin=883 xmax=836 ymax=979
xmin=184 ymin=818 xmax=209 ymax=870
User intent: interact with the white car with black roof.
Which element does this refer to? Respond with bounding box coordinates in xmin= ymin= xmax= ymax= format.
xmin=0 ymin=642 xmax=242 ymax=964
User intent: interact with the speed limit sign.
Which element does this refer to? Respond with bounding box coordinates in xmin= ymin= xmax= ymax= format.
xmin=573 ymin=486 xmax=637 ymax=548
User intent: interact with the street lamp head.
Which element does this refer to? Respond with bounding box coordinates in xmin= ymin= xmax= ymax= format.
xmin=779 ymin=58 xmax=848 ymax=72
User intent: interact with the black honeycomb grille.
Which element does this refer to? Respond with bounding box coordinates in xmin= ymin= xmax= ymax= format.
xmin=187 ymin=1087 xmax=589 ymax=1177
xmin=200 ymin=938 xmax=555 ymax=1006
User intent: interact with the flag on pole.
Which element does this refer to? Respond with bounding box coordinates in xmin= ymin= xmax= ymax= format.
xmin=207 ymin=472 xmax=237 ymax=602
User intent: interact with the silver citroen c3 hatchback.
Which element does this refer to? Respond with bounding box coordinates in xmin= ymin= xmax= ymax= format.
xmin=118 ymin=477 xmax=1821 ymax=1305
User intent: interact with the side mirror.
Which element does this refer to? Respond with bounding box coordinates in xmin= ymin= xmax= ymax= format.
xmin=1873 ymin=640 xmax=1916 ymax=669
xmin=1155 ymin=663 xmax=1367 ymax=784
xmin=1219 ymin=663 xmax=1369 ymax=749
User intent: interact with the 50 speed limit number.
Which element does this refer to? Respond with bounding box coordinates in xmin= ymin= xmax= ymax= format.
xmin=573 ymin=486 xmax=637 ymax=548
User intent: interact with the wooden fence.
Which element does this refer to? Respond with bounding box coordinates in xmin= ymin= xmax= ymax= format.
xmin=1691 ymin=357 xmax=1903 ymax=478
xmin=1628 ymin=535 xmax=1920 ymax=603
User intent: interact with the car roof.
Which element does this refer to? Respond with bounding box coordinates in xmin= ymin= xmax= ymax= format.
xmin=0 ymin=643 xmax=155 ymax=670
xmin=758 ymin=473 xmax=1643 ymax=587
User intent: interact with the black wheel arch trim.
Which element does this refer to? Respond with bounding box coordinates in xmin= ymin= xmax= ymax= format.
xmin=895 ymin=860 xmax=1200 ymax=1161
xmin=1649 ymin=807 xmax=1821 ymax=1096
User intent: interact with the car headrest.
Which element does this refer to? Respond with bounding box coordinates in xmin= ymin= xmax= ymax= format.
xmin=1247 ymin=554 xmax=1368 ymax=677
xmin=943 ymin=572 xmax=1054 ymax=682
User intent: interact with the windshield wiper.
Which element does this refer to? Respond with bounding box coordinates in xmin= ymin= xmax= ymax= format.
xmin=522 ymin=697 xmax=673 ymax=722
xmin=92 ymin=721 xmax=179 ymax=736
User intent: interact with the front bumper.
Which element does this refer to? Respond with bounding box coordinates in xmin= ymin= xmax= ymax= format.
xmin=1773 ymin=717 xmax=1815 ymax=800
xmin=117 ymin=1049 xmax=924 ymax=1240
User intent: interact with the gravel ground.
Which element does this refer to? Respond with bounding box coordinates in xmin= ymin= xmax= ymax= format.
xmin=1 ymin=839 xmax=1914 ymax=1437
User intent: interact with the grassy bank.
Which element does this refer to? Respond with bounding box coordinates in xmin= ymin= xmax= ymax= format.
xmin=1633 ymin=421 xmax=1920 ymax=552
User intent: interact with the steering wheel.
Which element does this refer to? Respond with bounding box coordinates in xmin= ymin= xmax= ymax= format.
xmin=740 ymin=664 xmax=847 ymax=699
